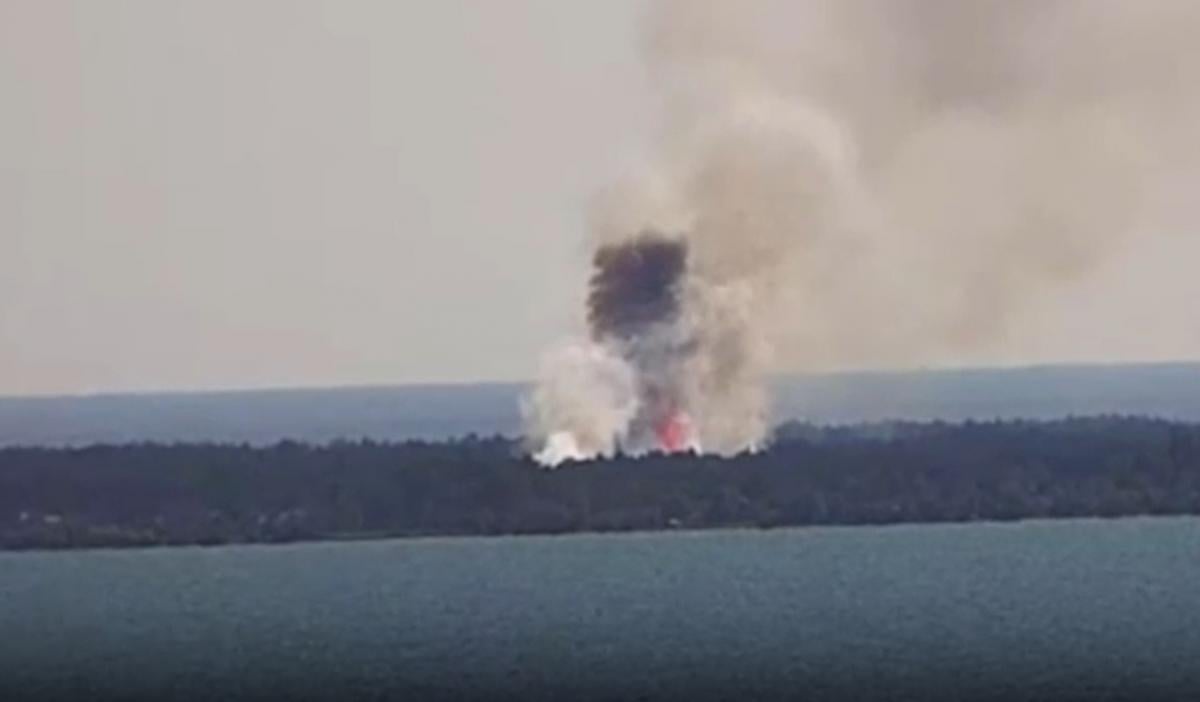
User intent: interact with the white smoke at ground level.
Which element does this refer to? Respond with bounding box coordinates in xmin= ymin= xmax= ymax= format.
xmin=521 ymin=340 xmax=639 ymax=467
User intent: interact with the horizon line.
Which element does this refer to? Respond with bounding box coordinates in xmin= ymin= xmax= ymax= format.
xmin=3 ymin=359 xmax=1200 ymax=402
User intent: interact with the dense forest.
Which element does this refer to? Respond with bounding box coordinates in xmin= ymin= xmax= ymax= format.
xmin=3 ymin=416 xmax=1200 ymax=550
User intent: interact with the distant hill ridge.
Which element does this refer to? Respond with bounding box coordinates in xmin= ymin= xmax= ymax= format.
xmin=2 ymin=362 xmax=1200 ymax=447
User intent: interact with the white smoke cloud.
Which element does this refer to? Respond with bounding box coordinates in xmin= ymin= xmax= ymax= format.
xmin=522 ymin=340 xmax=639 ymax=466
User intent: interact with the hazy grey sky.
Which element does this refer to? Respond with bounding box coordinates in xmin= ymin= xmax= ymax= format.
xmin=3 ymin=1 xmax=1199 ymax=396
xmin=2 ymin=0 xmax=654 ymax=395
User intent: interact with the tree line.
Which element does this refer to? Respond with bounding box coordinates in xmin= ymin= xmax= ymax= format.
xmin=2 ymin=416 xmax=1200 ymax=550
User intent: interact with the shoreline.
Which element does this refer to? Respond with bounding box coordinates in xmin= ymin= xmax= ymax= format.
xmin=4 ymin=509 xmax=1197 ymax=555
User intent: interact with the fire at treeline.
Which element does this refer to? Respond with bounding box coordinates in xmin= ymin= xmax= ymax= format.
xmin=523 ymin=1 xmax=1200 ymax=467
xmin=530 ymin=234 xmax=704 ymax=466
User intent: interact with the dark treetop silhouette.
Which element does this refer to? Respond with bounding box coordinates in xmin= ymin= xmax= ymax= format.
xmin=3 ymin=416 xmax=1200 ymax=550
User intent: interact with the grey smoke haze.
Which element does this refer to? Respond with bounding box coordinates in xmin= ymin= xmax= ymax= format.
xmin=597 ymin=0 xmax=1200 ymax=370
xmin=529 ymin=0 xmax=1200 ymax=461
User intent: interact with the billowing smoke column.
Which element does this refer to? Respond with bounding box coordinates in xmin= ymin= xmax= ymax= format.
xmin=525 ymin=234 xmax=704 ymax=466
xmin=525 ymin=229 xmax=760 ymax=466
xmin=527 ymin=0 xmax=1200 ymax=466
xmin=586 ymin=234 xmax=698 ymax=455
xmin=526 ymin=225 xmax=767 ymax=466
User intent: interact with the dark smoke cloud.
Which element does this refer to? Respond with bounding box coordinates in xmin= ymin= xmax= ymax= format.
xmin=588 ymin=234 xmax=688 ymax=342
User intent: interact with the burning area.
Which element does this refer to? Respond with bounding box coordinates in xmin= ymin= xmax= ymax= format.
xmin=527 ymin=234 xmax=705 ymax=466
xmin=524 ymin=0 xmax=1200 ymax=467
xmin=588 ymin=235 xmax=699 ymax=456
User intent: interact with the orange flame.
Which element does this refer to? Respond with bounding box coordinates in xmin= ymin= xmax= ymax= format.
xmin=655 ymin=410 xmax=692 ymax=453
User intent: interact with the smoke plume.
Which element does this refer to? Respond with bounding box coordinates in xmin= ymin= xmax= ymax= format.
xmin=588 ymin=236 xmax=687 ymax=343
xmin=527 ymin=0 xmax=1200 ymax=465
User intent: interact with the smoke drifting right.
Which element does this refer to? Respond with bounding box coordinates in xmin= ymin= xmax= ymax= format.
xmin=526 ymin=0 xmax=1200 ymax=466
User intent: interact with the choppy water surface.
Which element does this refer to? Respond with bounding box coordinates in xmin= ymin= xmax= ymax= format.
xmin=2 ymin=517 xmax=1200 ymax=700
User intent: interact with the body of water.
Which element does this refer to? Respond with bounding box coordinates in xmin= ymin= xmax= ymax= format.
xmin=2 ymin=517 xmax=1199 ymax=700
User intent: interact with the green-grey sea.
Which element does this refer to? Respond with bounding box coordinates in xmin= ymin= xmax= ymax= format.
xmin=2 ymin=517 xmax=1199 ymax=700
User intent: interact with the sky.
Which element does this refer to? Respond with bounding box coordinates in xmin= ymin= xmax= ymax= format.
xmin=2 ymin=0 xmax=1199 ymax=396
xmin=1 ymin=0 xmax=652 ymax=395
